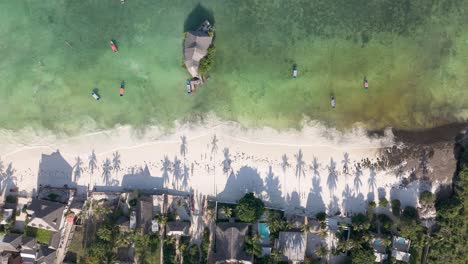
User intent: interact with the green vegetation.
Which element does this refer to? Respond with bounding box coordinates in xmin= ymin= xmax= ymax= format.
xmin=244 ymin=235 xmax=262 ymax=257
xmin=266 ymin=210 xmax=288 ymax=239
xmin=315 ymin=212 xmax=326 ymax=222
xmin=5 ymin=195 xmax=17 ymax=204
xmin=378 ymin=197 xmax=389 ymax=207
xmin=391 ymin=199 xmax=401 ymax=217
xmin=198 ymin=45 xmax=216 ymax=77
xmin=82 ymin=202 xmax=161 ymax=264
xmin=25 ymin=227 xmax=52 ymax=244
xmin=163 ymin=237 xmax=177 ymax=264
xmin=419 ymin=191 xmax=435 ymax=206
xmin=351 ymin=248 xmax=375 ymax=263
xmin=47 ymin=193 xmax=59 ymax=201
xmin=201 ymin=227 xmax=210 ymax=263
xmin=236 ymin=193 xmax=265 ymax=223
xmin=428 ymin=146 xmax=468 ymax=263
xmin=183 ymin=244 xmax=200 ymax=264
xmin=65 ymin=227 xmax=86 ymax=264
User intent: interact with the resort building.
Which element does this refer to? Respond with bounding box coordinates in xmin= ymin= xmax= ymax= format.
xmin=391 ymin=236 xmax=411 ymax=262
xmin=26 ymin=199 xmax=65 ymax=233
xmin=371 ymin=238 xmax=388 ymax=263
xmin=183 ymin=20 xmax=213 ymax=78
xmin=212 ymin=223 xmax=253 ymax=264
xmin=166 ymin=221 xmax=190 ymax=237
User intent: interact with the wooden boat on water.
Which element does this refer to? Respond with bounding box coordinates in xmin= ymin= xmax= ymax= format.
xmin=110 ymin=40 xmax=118 ymax=52
xmin=119 ymin=81 xmax=125 ymax=96
xmin=186 ymin=80 xmax=192 ymax=94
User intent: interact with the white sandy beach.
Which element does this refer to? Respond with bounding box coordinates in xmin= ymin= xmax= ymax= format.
xmin=0 ymin=118 xmax=444 ymax=215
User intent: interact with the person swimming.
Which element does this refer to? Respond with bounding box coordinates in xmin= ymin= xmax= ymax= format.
xmin=364 ymin=77 xmax=369 ymax=90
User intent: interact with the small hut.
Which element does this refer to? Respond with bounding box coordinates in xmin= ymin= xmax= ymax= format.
xmin=183 ymin=20 xmax=213 ymax=79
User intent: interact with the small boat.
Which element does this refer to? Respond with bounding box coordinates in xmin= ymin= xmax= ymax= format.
xmin=364 ymin=78 xmax=369 ymax=90
xmin=119 ymin=81 xmax=125 ymax=96
xmin=330 ymin=96 xmax=336 ymax=108
xmin=110 ymin=40 xmax=118 ymax=52
xmin=186 ymin=80 xmax=192 ymax=94
xmin=91 ymin=90 xmax=100 ymax=100
xmin=292 ymin=65 xmax=298 ymax=78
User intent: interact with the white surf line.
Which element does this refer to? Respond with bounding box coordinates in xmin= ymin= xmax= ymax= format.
xmin=1 ymin=124 xmax=393 ymax=158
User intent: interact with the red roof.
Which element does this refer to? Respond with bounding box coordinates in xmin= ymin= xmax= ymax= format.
xmin=66 ymin=214 xmax=75 ymax=223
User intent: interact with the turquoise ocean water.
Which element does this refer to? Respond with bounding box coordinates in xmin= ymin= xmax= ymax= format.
xmin=0 ymin=0 xmax=467 ymax=133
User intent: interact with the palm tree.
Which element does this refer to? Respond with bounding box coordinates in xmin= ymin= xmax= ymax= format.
xmin=116 ymin=232 xmax=132 ymax=247
xmin=317 ymin=227 xmax=328 ymax=238
xmin=315 ymin=245 xmax=329 ymax=259
xmin=221 ymin=207 xmax=233 ymax=218
xmin=301 ymin=224 xmax=313 ymax=233
xmin=244 ymin=235 xmax=262 ymax=257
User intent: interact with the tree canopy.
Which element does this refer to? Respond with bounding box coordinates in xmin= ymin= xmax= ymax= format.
xmin=351 ymin=248 xmax=375 ymax=263
xmin=236 ymin=192 xmax=265 ymax=223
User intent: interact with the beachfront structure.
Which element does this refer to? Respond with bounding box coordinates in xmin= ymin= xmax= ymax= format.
xmin=137 ymin=199 xmax=153 ymax=234
xmin=391 ymin=236 xmax=411 ymax=262
xmin=183 ymin=20 xmax=213 ymax=78
xmin=212 ymin=223 xmax=253 ymax=264
xmin=166 ymin=221 xmax=190 ymax=236
xmin=277 ymin=232 xmax=307 ymax=263
xmin=372 ymin=238 xmax=388 ymax=263
xmin=26 ymin=199 xmax=65 ymax=233
xmin=0 ymin=234 xmax=57 ymax=264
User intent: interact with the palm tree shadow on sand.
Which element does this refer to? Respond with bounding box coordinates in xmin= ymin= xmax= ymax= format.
xmin=88 ymin=150 xmax=98 ymax=175
xmin=73 ymin=156 xmax=83 ymax=182
xmin=180 ymin=136 xmax=188 ymax=158
xmin=353 ymin=163 xmax=363 ymax=192
xmin=102 ymin=158 xmax=112 ymax=186
xmin=327 ymin=158 xmax=338 ymax=192
xmin=161 ymin=156 xmax=172 ymax=187
xmin=184 ymin=3 xmax=215 ymax=32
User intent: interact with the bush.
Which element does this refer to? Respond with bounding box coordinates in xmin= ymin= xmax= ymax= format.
xmin=128 ymin=199 xmax=137 ymax=207
xmin=5 ymin=195 xmax=17 ymax=204
xmin=266 ymin=210 xmax=288 ymax=239
xmin=47 ymin=193 xmax=59 ymax=201
xmin=391 ymin=199 xmax=401 ymax=216
xmin=379 ymin=197 xmax=389 ymax=207
xmin=198 ymin=45 xmax=216 ymax=76
xmin=184 ymin=244 xmax=200 ymax=264
xmin=201 ymin=227 xmax=210 ymax=263
xmin=402 ymin=206 xmax=418 ymax=222
xmin=419 ymin=191 xmax=435 ymax=206
xmin=351 ymin=248 xmax=375 ymax=263
xmin=236 ymin=193 xmax=265 ymax=223
xmin=316 ymin=212 xmax=326 ymax=222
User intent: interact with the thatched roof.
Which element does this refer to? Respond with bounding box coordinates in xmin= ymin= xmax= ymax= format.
xmin=183 ymin=21 xmax=213 ymax=78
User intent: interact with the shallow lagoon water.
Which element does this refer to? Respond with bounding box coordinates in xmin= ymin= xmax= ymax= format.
xmin=0 ymin=0 xmax=467 ymax=133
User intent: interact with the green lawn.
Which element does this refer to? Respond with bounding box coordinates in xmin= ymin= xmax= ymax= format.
xmin=66 ymin=227 xmax=86 ymax=263
xmin=25 ymin=227 xmax=52 ymax=244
